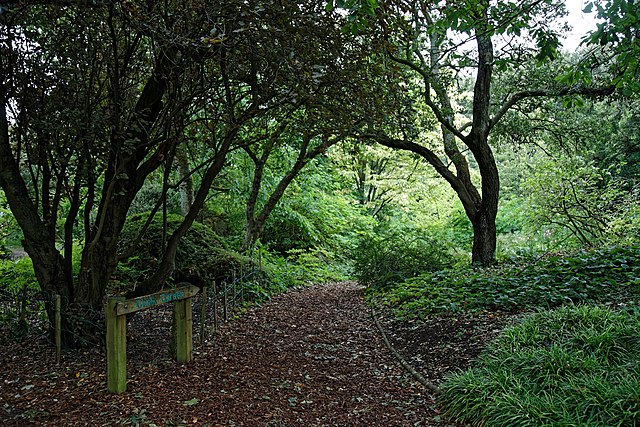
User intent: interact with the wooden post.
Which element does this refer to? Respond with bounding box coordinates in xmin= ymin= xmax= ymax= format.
xmin=240 ymin=264 xmax=244 ymax=304
xmin=223 ymin=281 xmax=228 ymax=322
xmin=105 ymin=296 xmax=127 ymax=393
xmin=199 ymin=287 xmax=207 ymax=345
xmin=173 ymin=298 xmax=193 ymax=363
xmin=232 ymin=270 xmax=237 ymax=311
xmin=104 ymin=285 xmax=199 ymax=393
xmin=55 ymin=294 xmax=61 ymax=365
xmin=213 ymin=287 xmax=219 ymax=333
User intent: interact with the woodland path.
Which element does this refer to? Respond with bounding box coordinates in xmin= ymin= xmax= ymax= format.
xmin=1 ymin=282 xmax=509 ymax=426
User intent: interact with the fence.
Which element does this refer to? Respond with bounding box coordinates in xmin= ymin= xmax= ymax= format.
xmin=195 ymin=265 xmax=263 ymax=344
xmin=0 ymin=262 xmax=264 ymax=362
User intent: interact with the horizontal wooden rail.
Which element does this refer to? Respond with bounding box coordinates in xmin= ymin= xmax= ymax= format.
xmin=115 ymin=285 xmax=200 ymax=316
xmin=105 ymin=284 xmax=199 ymax=393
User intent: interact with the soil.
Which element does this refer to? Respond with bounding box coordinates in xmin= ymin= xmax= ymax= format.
xmin=0 ymin=282 xmax=518 ymax=426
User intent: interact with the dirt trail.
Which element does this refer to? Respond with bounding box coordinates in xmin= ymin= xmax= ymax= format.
xmin=1 ymin=282 xmax=449 ymax=426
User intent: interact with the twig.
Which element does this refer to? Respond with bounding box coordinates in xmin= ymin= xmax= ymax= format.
xmin=370 ymin=305 xmax=441 ymax=394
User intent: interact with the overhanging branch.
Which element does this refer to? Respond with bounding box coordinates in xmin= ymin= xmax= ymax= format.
xmin=491 ymin=85 xmax=615 ymax=130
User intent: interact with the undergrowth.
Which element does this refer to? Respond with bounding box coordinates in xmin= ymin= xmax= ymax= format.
xmin=351 ymin=228 xmax=459 ymax=290
xmin=439 ymin=306 xmax=640 ymax=426
xmin=370 ymin=245 xmax=640 ymax=319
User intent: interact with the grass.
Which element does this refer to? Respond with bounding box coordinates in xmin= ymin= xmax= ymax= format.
xmin=439 ymin=306 xmax=640 ymax=427
xmin=366 ymin=244 xmax=640 ymax=425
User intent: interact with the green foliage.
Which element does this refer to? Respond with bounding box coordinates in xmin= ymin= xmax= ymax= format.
xmin=373 ymin=245 xmax=640 ymax=319
xmin=128 ymin=182 xmax=182 ymax=218
xmin=260 ymin=155 xmax=376 ymax=258
xmin=261 ymin=246 xmax=348 ymax=291
xmin=0 ymin=258 xmax=42 ymax=341
xmin=496 ymin=197 xmax=527 ymax=235
xmin=326 ymin=0 xmax=378 ymax=34
xmin=116 ymin=213 xmax=253 ymax=290
xmin=583 ymin=0 xmax=640 ymax=94
xmin=607 ymin=185 xmax=640 ymax=246
xmin=522 ymin=156 xmax=626 ymax=247
xmin=0 ymin=192 xmax=20 ymax=254
xmin=492 ymin=99 xmax=640 ymax=254
xmin=352 ymin=225 xmax=459 ymax=290
xmin=0 ymin=257 xmax=39 ymax=293
xmin=263 ymin=205 xmax=322 ymax=254
xmin=439 ymin=306 xmax=640 ymax=426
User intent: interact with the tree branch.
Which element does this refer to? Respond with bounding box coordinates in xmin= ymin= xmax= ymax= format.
xmin=491 ymin=85 xmax=615 ymax=130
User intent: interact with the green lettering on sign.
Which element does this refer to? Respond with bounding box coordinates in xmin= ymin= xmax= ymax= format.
xmin=115 ymin=285 xmax=199 ymax=316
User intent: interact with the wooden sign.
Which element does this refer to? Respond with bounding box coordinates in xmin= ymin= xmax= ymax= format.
xmin=115 ymin=285 xmax=200 ymax=316
xmin=105 ymin=284 xmax=200 ymax=393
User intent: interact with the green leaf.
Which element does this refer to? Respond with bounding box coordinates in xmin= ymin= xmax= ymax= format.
xmin=183 ymin=398 xmax=199 ymax=406
xmin=583 ymin=2 xmax=594 ymax=14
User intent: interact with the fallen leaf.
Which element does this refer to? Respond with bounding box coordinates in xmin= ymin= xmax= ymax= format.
xmin=184 ymin=398 xmax=199 ymax=406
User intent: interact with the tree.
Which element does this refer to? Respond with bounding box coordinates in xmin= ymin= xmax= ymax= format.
xmin=241 ymin=121 xmax=342 ymax=251
xmin=523 ymin=156 xmax=624 ymax=246
xmin=356 ymin=0 xmax=615 ymax=265
xmin=230 ymin=1 xmax=381 ymax=251
xmin=0 ymin=2 xmax=238 ymax=344
xmin=0 ymin=0 xmax=359 ymax=345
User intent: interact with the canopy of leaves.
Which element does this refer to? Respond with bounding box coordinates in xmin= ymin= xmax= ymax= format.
xmin=584 ymin=0 xmax=640 ymax=93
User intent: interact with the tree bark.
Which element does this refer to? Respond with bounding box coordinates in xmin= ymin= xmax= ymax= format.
xmin=241 ymin=133 xmax=337 ymax=251
xmin=177 ymin=147 xmax=194 ymax=217
xmin=378 ymin=2 xmax=500 ymax=265
xmin=0 ymin=83 xmax=81 ymax=345
xmin=470 ymin=202 xmax=498 ymax=265
xmin=75 ymin=47 xmax=174 ymax=308
xmin=466 ymin=9 xmax=499 ymax=265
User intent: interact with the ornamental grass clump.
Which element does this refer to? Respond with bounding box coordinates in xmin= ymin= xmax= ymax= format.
xmin=439 ymin=306 xmax=640 ymax=427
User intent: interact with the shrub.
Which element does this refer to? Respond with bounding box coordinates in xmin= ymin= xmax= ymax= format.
xmin=262 ymin=207 xmax=321 ymax=255
xmin=0 ymin=257 xmax=39 ymax=295
xmin=372 ymin=244 xmax=640 ymax=319
xmin=352 ymin=228 xmax=456 ymax=291
xmin=262 ymin=246 xmax=349 ymax=290
xmin=116 ymin=213 xmax=254 ymax=291
xmin=0 ymin=257 xmax=42 ymax=340
xmin=523 ymin=157 xmax=626 ymax=247
xmin=439 ymin=306 xmax=640 ymax=427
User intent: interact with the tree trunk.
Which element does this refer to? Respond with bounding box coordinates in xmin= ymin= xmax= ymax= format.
xmin=177 ymin=146 xmax=194 ymax=216
xmin=128 ymin=130 xmax=236 ymax=298
xmin=471 ymin=205 xmax=497 ymax=265
xmin=241 ymin=133 xmax=337 ymax=252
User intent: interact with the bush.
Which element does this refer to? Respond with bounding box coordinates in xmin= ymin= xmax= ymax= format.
xmin=352 ymin=228 xmax=457 ymax=290
xmin=116 ymin=213 xmax=255 ymax=291
xmin=372 ymin=245 xmax=640 ymax=319
xmin=0 ymin=257 xmax=39 ymax=293
xmin=522 ymin=157 xmax=625 ymax=247
xmin=262 ymin=246 xmax=349 ymax=290
xmin=439 ymin=306 xmax=640 ymax=427
xmin=0 ymin=257 xmax=42 ymax=341
xmin=262 ymin=206 xmax=321 ymax=255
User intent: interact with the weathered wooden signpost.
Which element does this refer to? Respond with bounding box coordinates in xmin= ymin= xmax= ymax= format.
xmin=105 ymin=284 xmax=200 ymax=393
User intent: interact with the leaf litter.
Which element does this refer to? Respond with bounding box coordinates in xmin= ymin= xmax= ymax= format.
xmin=0 ymin=282 xmax=513 ymax=426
